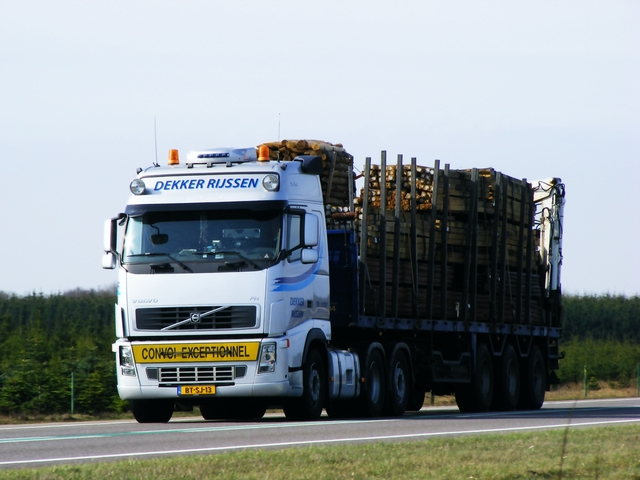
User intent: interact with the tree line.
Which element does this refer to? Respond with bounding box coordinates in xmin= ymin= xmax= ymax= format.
xmin=0 ymin=289 xmax=638 ymax=416
xmin=0 ymin=287 xmax=122 ymax=416
xmin=562 ymin=293 xmax=640 ymax=342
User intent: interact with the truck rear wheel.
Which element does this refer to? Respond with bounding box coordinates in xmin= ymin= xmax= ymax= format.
xmin=359 ymin=348 xmax=386 ymax=417
xmin=325 ymin=399 xmax=355 ymax=419
xmin=519 ymin=345 xmax=546 ymax=410
xmin=493 ymin=343 xmax=520 ymax=411
xmin=131 ymin=399 xmax=174 ymax=423
xmin=384 ymin=349 xmax=409 ymax=416
xmin=283 ymin=349 xmax=325 ymax=420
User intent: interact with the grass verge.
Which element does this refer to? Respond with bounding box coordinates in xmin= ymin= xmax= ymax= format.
xmin=2 ymin=424 xmax=639 ymax=479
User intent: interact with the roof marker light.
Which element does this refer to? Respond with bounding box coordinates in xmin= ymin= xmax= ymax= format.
xmin=168 ymin=149 xmax=180 ymax=165
xmin=258 ymin=145 xmax=270 ymax=162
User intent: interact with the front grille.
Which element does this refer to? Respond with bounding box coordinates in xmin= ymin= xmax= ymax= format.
xmin=157 ymin=365 xmax=247 ymax=383
xmin=136 ymin=305 xmax=257 ymax=330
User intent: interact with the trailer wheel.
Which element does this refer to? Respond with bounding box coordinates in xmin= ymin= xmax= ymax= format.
xmin=131 ymin=399 xmax=174 ymax=423
xmin=283 ymin=349 xmax=325 ymax=420
xmin=455 ymin=342 xmax=493 ymax=413
xmin=384 ymin=350 xmax=409 ymax=416
xmin=325 ymin=400 xmax=354 ymax=419
xmin=493 ymin=343 xmax=520 ymax=411
xmin=454 ymin=385 xmax=475 ymax=413
xmin=359 ymin=348 xmax=386 ymax=417
xmin=406 ymin=385 xmax=425 ymax=412
xmin=519 ymin=345 xmax=546 ymax=410
xmin=476 ymin=342 xmax=494 ymax=411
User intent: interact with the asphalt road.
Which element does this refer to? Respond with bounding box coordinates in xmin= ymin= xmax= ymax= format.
xmin=1 ymin=398 xmax=638 ymax=469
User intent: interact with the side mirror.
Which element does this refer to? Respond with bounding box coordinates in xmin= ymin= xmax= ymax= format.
xmin=301 ymin=249 xmax=318 ymax=264
xmin=103 ymin=218 xmax=115 ymax=253
xmin=303 ymin=214 xmax=318 ymax=247
xmin=102 ymin=252 xmax=116 ymax=270
xmin=103 ymin=215 xmax=123 ymax=269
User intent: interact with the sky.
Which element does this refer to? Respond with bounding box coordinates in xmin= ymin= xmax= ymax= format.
xmin=1 ymin=1 xmax=638 ymax=297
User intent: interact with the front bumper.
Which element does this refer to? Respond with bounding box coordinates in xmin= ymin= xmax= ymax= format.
xmin=114 ymin=338 xmax=296 ymax=400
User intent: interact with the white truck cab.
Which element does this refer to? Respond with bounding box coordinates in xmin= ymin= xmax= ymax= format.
xmin=104 ymin=146 xmax=351 ymax=422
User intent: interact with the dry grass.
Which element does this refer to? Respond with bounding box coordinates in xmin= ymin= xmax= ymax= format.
xmin=547 ymin=383 xmax=639 ymax=401
xmin=421 ymin=382 xmax=639 ymax=407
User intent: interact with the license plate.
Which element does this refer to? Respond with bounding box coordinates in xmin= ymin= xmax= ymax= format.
xmin=178 ymin=385 xmax=216 ymax=396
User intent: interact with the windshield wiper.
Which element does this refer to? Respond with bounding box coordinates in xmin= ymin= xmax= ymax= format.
xmin=126 ymin=253 xmax=193 ymax=273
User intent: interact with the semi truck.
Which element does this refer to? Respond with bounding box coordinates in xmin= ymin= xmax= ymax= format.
xmin=103 ymin=140 xmax=565 ymax=423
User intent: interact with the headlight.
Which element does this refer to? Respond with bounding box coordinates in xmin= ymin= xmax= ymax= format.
xmin=130 ymin=179 xmax=145 ymax=195
xmin=258 ymin=343 xmax=277 ymax=373
xmin=119 ymin=346 xmax=136 ymax=377
xmin=262 ymin=174 xmax=279 ymax=192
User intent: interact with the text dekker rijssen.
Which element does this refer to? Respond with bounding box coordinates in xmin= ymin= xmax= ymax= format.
xmin=140 ymin=345 xmax=252 ymax=361
xmin=154 ymin=178 xmax=259 ymax=191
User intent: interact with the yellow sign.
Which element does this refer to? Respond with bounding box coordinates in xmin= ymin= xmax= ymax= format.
xmin=132 ymin=342 xmax=260 ymax=363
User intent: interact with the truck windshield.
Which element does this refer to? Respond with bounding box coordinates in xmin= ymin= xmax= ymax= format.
xmin=122 ymin=207 xmax=282 ymax=272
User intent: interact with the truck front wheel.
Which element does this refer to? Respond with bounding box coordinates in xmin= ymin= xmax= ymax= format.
xmin=131 ymin=399 xmax=174 ymax=423
xmin=283 ymin=349 xmax=325 ymax=420
xmin=200 ymin=399 xmax=267 ymax=420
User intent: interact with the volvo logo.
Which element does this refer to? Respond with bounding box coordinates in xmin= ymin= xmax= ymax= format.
xmin=133 ymin=298 xmax=158 ymax=304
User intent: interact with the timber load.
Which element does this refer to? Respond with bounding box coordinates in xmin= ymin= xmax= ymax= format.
xmin=258 ymin=140 xmax=354 ymax=225
xmin=353 ymin=158 xmax=548 ymax=326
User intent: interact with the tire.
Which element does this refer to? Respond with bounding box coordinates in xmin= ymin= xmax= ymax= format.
xmin=325 ymin=400 xmax=355 ymax=419
xmin=475 ymin=342 xmax=494 ymax=411
xmin=241 ymin=401 xmax=267 ymax=420
xmin=200 ymin=399 xmax=267 ymax=420
xmin=229 ymin=400 xmax=267 ymax=420
xmin=384 ymin=349 xmax=410 ymax=416
xmin=519 ymin=345 xmax=546 ymax=410
xmin=131 ymin=399 xmax=174 ymax=423
xmin=493 ymin=343 xmax=520 ymax=411
xmin=283 ymin=349 xmax=325 ymax=420
xmin=455 ymin=342 xmax=493 ymax=413
xmin=454 ymin=384 xmax=476 ymax=413
xmin=199 ymin=401 xmax=226 ymax=420
xmin=358 ymin=348 xmax=386 ymax=417
xmin=406 ymin=384 xmax=425 ymax=412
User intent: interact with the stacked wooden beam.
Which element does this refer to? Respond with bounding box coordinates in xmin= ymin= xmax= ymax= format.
xmin=356 ymin=165 xmax=535 ymax=260
xmin=362 ymin=164 xmax=435 ymax=211
xmin=258 ymin=139 xmax=354 ymax=211
xmin=356 ymin=162 xmax=545 ymax=324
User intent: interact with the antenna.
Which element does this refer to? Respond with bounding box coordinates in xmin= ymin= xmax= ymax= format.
xmin=154 ymin=116 xmax=159 ymax=166
xmin=278 ymin=113 xmax=281 ymax=141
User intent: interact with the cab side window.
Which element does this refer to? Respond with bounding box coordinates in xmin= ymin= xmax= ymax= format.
xmin=286 ymin=214 xmax=302 ymax=262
